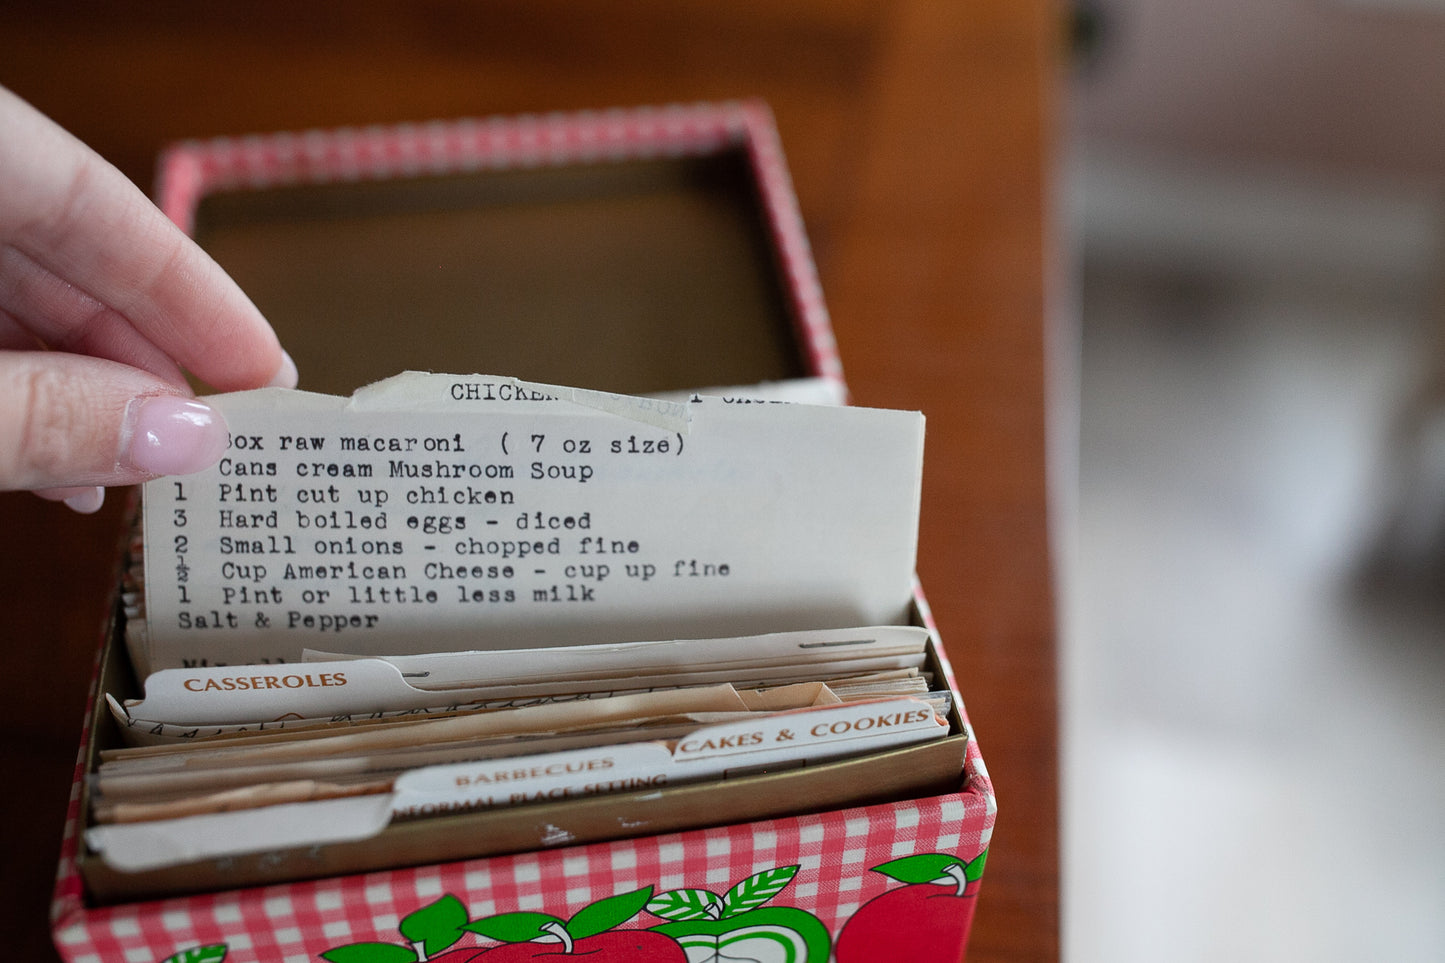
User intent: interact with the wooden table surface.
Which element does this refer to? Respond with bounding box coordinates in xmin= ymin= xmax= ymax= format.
xmin=0 ymin=3 xmax=1059 ymax=960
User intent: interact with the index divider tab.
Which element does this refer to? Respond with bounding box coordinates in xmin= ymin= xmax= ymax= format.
xmin=121 ymin=658 xmax=447 ymax=727
xmin=84 ymin=795 xmax=395 ymax=873
xmin=115 ymin=624 xmax=930 ymax=732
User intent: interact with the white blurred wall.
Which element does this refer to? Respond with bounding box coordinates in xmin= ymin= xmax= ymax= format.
xmin=1066 ymin=3 xmax=1445 ymax=960
xmin=1076 ymin=0 xmax=1445 ymax=179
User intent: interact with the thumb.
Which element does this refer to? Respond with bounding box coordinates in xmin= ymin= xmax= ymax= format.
xmin=0 ymin=351 xmax=230 ymax=493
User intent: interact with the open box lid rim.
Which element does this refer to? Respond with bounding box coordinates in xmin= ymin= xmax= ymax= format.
xmin=153 ymin=101 xmax=844 ymax=389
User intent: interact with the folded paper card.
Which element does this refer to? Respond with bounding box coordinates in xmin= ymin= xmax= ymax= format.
xmin=85 ymin=696 xmax=949 ymax=871
xmin=92 ymin=684 xmax=838 ymax=814
xmin=115 ymin=625 xmax=928 ymax=728
xmin=134 ymin=373 xmax=924 ymax=676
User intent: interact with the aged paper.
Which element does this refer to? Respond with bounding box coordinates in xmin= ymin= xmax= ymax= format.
xmin=86 ymin=696 xmax=948 ymax=870
xmin=138 ymin=373 xmax=923 ymax=674
xmin=116 ymin=625 xmax=927 ymax=728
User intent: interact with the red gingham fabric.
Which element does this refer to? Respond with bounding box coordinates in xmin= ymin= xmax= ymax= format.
xmin=54 ymin=785 xmax=991 ymax=962
xmin=53 ymin=597 xmax=995 ymax=962
xmin=51 ymin=105 xmax=994 ymax=963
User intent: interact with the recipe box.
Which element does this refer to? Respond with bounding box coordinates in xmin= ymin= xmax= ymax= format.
xmin=50 ymin=103 xmax=996 ymax=963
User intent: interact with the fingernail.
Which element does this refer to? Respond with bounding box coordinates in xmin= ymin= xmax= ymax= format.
xmin=123 ymin=396 xmax=229 ymax=476
xmin=63 ymin=487 xmax=106 ymax=514
xmin=268 ymin=350 xmax=298 ymax=389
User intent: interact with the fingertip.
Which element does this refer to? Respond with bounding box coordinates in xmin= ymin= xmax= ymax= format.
xmin=33 ymin=485 xmax=106 ymax=514
xmin=268 ymin=349 xmax=298 ymax=389
xmin=0 ymin=353 xmax=228 ymax=492
xmin=121 ymin=396 xmax=229 ymax=477
xmin=64 ymin=486 xmax=106 ymax=514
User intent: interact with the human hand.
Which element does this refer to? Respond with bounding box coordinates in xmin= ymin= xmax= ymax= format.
xmin=0 ymin=86 xmax=295 ymax=513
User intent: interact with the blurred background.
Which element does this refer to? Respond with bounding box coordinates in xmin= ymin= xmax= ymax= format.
xmin=1 ymin=4 xmax=1056 ymax=961
xmin=1068 ymin=0 xmax=1445 ymax=960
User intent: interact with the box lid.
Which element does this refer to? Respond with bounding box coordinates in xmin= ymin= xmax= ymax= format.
xmin=156 ymin=103 xmax=843 ymax=398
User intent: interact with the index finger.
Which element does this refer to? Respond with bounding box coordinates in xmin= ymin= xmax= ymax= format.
xmin=0 ymin=86 xmax=294 ymax=391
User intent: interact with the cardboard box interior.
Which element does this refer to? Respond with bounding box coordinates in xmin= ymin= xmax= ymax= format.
xmin=78 ymin=600 xmax=967 ymax=904
xmin=193 ymin=150 xmax=807 ymax=397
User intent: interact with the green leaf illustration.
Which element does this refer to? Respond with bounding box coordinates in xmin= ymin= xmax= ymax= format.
xmin=568 ymin=886 xmax=654 ymax=938
xmin=162 ymin=946 xmax=228 ymax=963
xmin=869 ymin=853 xmax=968 ymax=884
xmin=721 ymin=865 xmax=799 ymax=917
xmin=463 ymin=911 xmax=560 ymax=943
xmin=318 ymin=943 xmax=418 ymax=963
xmin=399 ymin=894 xmax=470 ymax=957
xmin=647 ymin=888 xmax=725 ymax=922
xmin=964 ymin=849 xmax=989 ymax=881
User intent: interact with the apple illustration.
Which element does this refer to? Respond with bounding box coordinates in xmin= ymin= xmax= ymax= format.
xmin=405 ymin=949 xmax=489 ymax=963
xmin=833 ymin=851 xmax=988 ymax=963
xmin=322 ymin=893 xmax=476 ymax=963
xmin=645 ymin=865 xmax=831 ymax=963
xmin=464 ymin=886 xmax=686 ymax=962
xmin=465 ymin=930 xmax=683 ymax=961
xmin=160 ymin=946 xmax=227 ymax=963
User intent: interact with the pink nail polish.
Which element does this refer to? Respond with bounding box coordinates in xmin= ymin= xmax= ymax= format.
xmin=124 ymin=397 xmax=229 ymax=477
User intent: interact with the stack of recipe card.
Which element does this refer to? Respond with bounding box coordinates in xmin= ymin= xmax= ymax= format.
xmin=85 ymin=373 xmax=966 ymax=888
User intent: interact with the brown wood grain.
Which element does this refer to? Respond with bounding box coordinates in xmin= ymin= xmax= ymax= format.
xmin=0 ymin=3 xmax=1059 ymax=959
